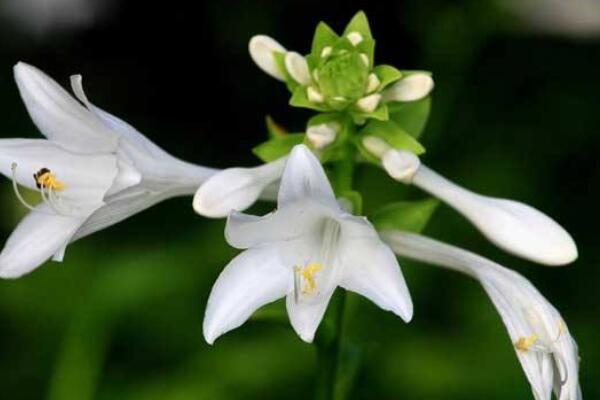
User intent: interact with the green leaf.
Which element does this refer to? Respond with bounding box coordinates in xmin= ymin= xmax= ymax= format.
xmin=388 ymin=97 xmax=431 ymax=138
xmin=311 ymin=21 xmax=339 ymax=57
xmin=363 ymin=120 xmax=425 ymax=154
xmin=370 ymin=198 xmax=439 ymax=233
xmin=265 ymin=115 xmax=287 ymax=138
xmin=373 ymin=64 xmax=402 ymax=90
xmin=351 ymin=103 xmax=389 ymax=124
xmin=343 ymin=11 xmax=373 ymax=41
xmin=252 ymin=133 xmax=305 ymax=162
xmin=289 ymin=86 xmax=327 ymax=111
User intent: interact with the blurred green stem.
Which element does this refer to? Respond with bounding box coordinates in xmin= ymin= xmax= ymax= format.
xmin=315 ymin=151 xmax=355 ymax=400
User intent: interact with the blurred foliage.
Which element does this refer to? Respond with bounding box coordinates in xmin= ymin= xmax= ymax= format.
xmin=0 ymin=0 xmax=598 ymax=399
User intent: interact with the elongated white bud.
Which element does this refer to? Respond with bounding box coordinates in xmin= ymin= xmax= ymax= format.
xmin=306 ymin=123 xmax=338 ymax=149
xmin=193 ymin=157 xmax=287 ymax=218
xmin=410 ymin=166 xmax=578 ymax=266
xmin=249 ymin=35 xmax=287 ymax=81
xmin=285 ymin=52 xmax=311 ymax=85
xmin=382 ymin=73 xmax=434 ymax=102
xmin=382 ymin=150 xmax=420 ymax=184
xmin=362 ymin=136 xmax=391 ymax=158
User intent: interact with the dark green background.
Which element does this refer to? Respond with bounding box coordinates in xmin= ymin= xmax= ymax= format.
xmin=0 ymin=1 xmax=597 ymax=399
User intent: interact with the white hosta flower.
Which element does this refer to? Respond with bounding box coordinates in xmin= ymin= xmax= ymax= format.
xmin=382 ymin=73 xmax=434 ymax=102
xmin=193 ymin=157 xmax=284 ymax=218
xmin=362 ymin=138 xmax=577 ymax=266
xmin=383 ymin=231 xmax=581 ymax=400
xmin=203 ymin=145 xmax=412 ymax=344
xmin=0 ymin=63 xmax=215 ymax=278
xmin=248 ymin=35 xmax=287 ymax=81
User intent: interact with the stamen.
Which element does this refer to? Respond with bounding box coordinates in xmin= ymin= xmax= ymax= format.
xmin=11 ymin=163 xmax=39 ymax=212
xmin=515 ymin=334 xmax=539 ymax=351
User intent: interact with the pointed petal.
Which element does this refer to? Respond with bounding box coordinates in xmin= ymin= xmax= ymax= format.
xmin=286 ymin=289 xmax=334 ymax=343
xmin=338 ymin=233 xmax=413 ymax=322
xmin=225 ymin=201 xmax=332 ymax=249
xmin=277 ymin=145 xmax=337 ymax=208
xmin=0 ymin=204 xmax=87 ymax=278
xmin=193 ymin=157 xmax=286 ymax=218
xmin=249 ymin=35 xmax=287 ymax=81
xmin=381 ymin=73 xmax=434 ymax=102
xmin=203 ymin=247 xmax=291 ymax=344
xmin=13 ymin=62 xmax=118 ymax=153
xmin=412 ymin=165 xmax=578 ymax=266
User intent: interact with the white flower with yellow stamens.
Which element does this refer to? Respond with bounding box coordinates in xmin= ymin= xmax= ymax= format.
xmin=0 ymin=62 xmax=215 ymax=278
xmin=383 ymin=231 xmax=581 ymax=400
xmin=202 ymin=145 xmax=413 ymax=344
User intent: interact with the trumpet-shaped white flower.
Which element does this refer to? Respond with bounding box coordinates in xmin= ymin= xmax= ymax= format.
xmin=362 ymin=138 xmax=577 ymax=266
xmin=0 ymin=63 xmax=215 ymax=278
xmin=203 ymin=145 xmax=413 ymax=344
xmin=383 ymin=231 xmax=581 ymax=400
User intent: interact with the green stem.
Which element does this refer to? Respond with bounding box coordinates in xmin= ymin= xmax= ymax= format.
xmin=314 ymin=150 xmax=355 ymax=400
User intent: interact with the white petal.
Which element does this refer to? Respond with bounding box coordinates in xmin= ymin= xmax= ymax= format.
xmin=286 ymin=289 xmax=334 ymax=343
xmin=338 ymin=235 xmax=413 ymax=322
xmin=0 ymin=203 xmax=87 ymax=278
xmin=193 ymin=157 xmax=287 ymax=218
xmin=412 ymin=165 xmax=578 ymax=265
xmin=203 ymin=247 xmax=291 ymax=344
xmin=71 ymin=188 xmax=170 ymax=241
xmin=277 ymin=145 xmax=337 ymax=209
xmin=105 ymin=157 xmax=142 ymax=197
xmin=225 ymin=201 xmax=334 ymax=249
xmin=383 ymin=231 xmax=581 ymax=400
xmin=13 ymin=62 xmax=118 ymax=153
xmin=71 ymin=75 xmax=216 ymax=190
xmin=249 ymin=35 xmax=287 ymax=81
xmin=0 ymin=138 xmax=117 ymax=209
xmin=284 ymin=52 xmax=311 ymax=85
xmin=382 ymin=73 xmax=434 ymax=102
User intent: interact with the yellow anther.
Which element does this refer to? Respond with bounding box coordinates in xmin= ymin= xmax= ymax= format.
xmin=34 ymin=168 xmax=66 ymax=191
xmin=515 ymin=334 xmax=539 ymax=352
xmin=297 ymin=263 xmax=323 ymax=295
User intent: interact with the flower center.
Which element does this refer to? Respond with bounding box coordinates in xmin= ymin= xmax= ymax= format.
xmin=11 ymin=163 xmax=69 ymax=215
xmin=292 ymin=218 xmax=341 ymax=303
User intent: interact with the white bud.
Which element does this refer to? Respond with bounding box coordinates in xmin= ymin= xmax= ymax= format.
xmin=360 ymin=53 xmax=370 ymax=67
xmin=307 ymin=86 xmax=324 ymax=103
xmin=285 ymin=52 xmax=311 ymax=85
xmin=356 ymin=93 xmax=381 ymax=113
xmin=320 ymin=46 xmax=332 ymax=58
xmin=346 ymin=31 xmax=364 ymax=46
xmin=411 ymin=165 xmax=578 ymax=266
xmin=366 ymin=73 xmax=381 ymax=93
xmin=307 ymin=123 xmax=338 ymax=149
xmin=312 ymin=69 xmax=319 ymax=83
xmin=193 ymin=158 xmax=287 ymax=218
xmin=362 ymin=136 xmax=391 ymax=158
xmin=249 ymin=35 xmax=287 ymax=81
xmin=382 ymin=73 xmax=434 ymax=102
xmin=382 ymin=150 xmax=421 ymax=184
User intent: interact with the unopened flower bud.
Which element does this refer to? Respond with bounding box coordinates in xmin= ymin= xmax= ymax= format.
xmin=285 ymin=52 xmax=311 ymax=85
xmin=382 ymin=150 xmax=421 ymax=184
xmin=356 ymin=93 xmax=381 ymax=113
xmin=346 ymin=31 xmax=364 ymax=46
xmin=306 ymin=123 xmax=338 ymax=149
xmin=307 ymin=86 xmax=324 ymax=103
